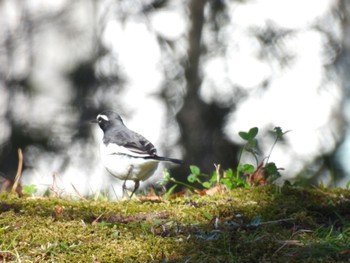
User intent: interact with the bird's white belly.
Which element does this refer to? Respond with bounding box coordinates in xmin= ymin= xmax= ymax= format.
xmin=100 ymin=144 xmax=159 ymax=181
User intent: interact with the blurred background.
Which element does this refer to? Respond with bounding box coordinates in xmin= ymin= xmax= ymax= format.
xmin=0 ymin=0 xmax=349 ymax=198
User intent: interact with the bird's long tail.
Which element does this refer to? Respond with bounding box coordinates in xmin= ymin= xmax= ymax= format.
xmin=148 ymin=155 xmax=184 ymax=164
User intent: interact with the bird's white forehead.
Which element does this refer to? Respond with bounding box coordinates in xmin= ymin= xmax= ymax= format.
xmin=97 ymin=114 xmax=109 ymax=121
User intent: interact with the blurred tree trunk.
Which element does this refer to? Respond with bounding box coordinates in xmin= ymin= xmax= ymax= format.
xmin=175 ymin=0 xmax=239 ymax=178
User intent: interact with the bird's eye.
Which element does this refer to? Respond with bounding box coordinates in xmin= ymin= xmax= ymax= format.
xmin=97 ymin=115 xmax=109 ymax=123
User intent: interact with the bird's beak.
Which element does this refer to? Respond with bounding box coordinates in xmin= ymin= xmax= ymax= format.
xmin=90 ymin=119 xmax=98 ymax=124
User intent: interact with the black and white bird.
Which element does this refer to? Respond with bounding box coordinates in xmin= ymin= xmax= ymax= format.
xmin=93 ymin=110 xmax=183 ymax=198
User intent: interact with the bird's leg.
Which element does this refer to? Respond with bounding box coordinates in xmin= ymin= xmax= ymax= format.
xmin=129 ymin=180 xmax=140 ymax=198
xmin=122 ymin=165 xmax=134 ymax=198
xmin=122 ymin=180 xmax=128 ymax=199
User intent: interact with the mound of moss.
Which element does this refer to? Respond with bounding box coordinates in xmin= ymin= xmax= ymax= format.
xmin=0 ymin=185 xmax=349 ymax=262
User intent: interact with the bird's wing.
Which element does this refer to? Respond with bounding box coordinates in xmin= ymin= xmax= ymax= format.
xmin=124 ymin=135 xmax=157 ymax=156
xmin=104 ymin=128 xmax=157 ymax=157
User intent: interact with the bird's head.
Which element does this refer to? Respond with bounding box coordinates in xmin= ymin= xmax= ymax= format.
xmin=92 ymin=110 xmax=124 ymax=132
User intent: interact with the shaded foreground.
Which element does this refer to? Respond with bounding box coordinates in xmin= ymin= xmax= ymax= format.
xmin=0 ymin=186 xmax=350 ymax=262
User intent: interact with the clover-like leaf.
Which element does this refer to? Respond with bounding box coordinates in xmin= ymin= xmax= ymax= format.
xmin=248 ymin=127 xmax=259 ymax=139
xmin=190 ymin=165 xmax=200 ymax=175
xmin=187 ymin=173 xmax=198 ymax=183
xmin=239 ymin=127 xmax=259 ymax=141
xmin=239 ymin=164 xmax=255 ymax=174
xmin=239 ymin=131 xmax=250 ymax=141
xmin=264 ymin=162 xmax=278 ymax=176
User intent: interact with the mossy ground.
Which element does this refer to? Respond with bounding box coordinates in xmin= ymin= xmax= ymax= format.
xmin=0 ymin=185 xmax=349 ymax=262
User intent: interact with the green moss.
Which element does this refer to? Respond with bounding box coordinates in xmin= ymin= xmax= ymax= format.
xmin=0 ymin=186 xmax=349 ymax=262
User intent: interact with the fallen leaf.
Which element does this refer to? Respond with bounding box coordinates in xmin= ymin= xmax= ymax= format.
xmin=139 ymin=195 xmax=163 ymax=202
xmin=247 ymin=162 xmax=267 ymax=186
xmin=167 ymin=191 xmax=186 ymax=199
xmin=195 ymin=185 xmax=224 ymax=196
xmin=54 ymin=205 xmax=64 ymax=215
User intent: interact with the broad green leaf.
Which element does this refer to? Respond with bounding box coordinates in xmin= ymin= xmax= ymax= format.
xmin=248 ymin=127 xmax=259 ymax=139
xmin=209 ymin=172 xmax=217 ymax=183
xmin=239 ymin=164 xmax=255 ymax=174
xmin=238 ymin=131 xmax=250 ymax=141
xmin=189 ymin=165 xmax=200 ymax=175
xmin=23 ymin=184 xmax=37 ymax=195
xmin=264 ymin=162 xmax=278 ymax=175
xmin=221 ymin=178 xmax=233 ymax=189
xmin=202 ymin=182 xmax=212 ymax=189
xmin=187 ymin=174 xmax=197 ymax=183
xmin=224 ymin=168 xmax=233 ymax=178
xmin=239 ymin=127 xmax=259 ymax=141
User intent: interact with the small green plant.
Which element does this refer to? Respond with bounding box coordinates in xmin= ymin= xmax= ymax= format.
xmin=220 ymin=168 xmax=249 ymax=189
xmin=159 ymin=170 xmax=197 ymax=197
xmin=161 ymin=126 xmax=288 ymax=195
xmin=187 ymin=165 xmax=215 ymax=189
xmin=237 ymin=127 xmax=259 ymax=170
xmin=238 ymin=126 xmax=289 ymax=185
xmin=22 ymin=184 xmax=37 ymax=196
xmin=187 ymin=164 xmax=249 ymax=190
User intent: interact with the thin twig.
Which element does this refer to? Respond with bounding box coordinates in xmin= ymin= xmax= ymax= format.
xmin=49 ymin=173 xmax=65 ymax=198
xmin=214 ymin=163 xmax=224 ymax=193
xmin=12 ymin=148 xmax=23 ymax=193
xmin=92 ymin=213 xmax=104 ymax=225
xmin=214 ymin=163 xmax=221 ymax=185
xmin=71 ymin=183 xmax=87 ymax=201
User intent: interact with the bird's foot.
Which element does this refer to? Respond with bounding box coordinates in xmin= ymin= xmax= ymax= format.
xmin=129 ymin=180 xmax=140 ymax=199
